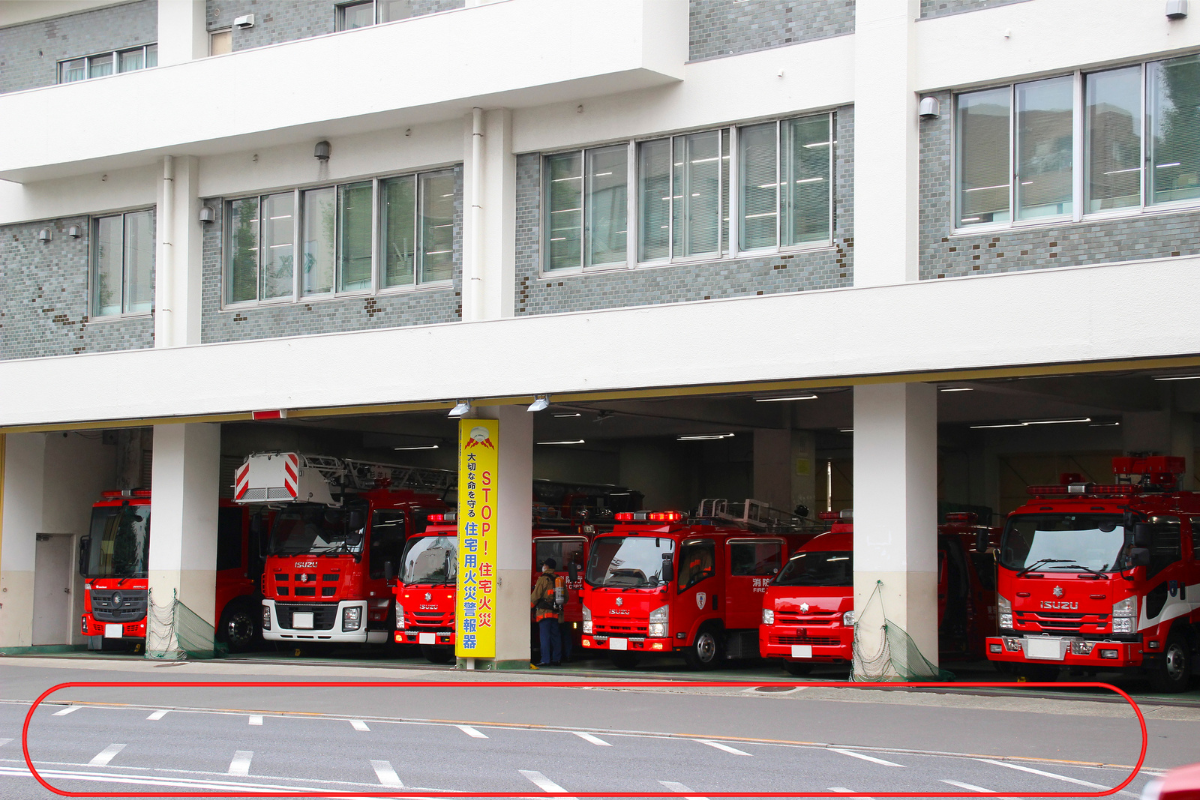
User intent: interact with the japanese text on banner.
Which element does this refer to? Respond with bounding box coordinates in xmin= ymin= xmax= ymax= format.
xmin=455 ymin=419 xmax=498 ymax=658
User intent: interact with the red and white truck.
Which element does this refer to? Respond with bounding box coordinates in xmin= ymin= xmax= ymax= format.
xmin=758 ymin=511 xmax=999 ymax=674
xmin=233 ymin=452 xmax=452 ymax=646
xmin=79 ymin=490 xmax=266 ymax=652
xmin=986 ymin=456 xmax=1199 ymax=692
xmin=579 ymin=499 xmax=817 ymax=669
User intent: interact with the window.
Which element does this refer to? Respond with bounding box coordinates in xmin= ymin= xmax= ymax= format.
xmin=956 ymin=53 xmax=1200 ymax=230
xmin=58 ymin=45 xmax=156 ymax=84
xmin=210 ymin=29 xmax=232 ymax=56
xmin=1146 ymin=517 xmax=1182 ymax=580
xmin=216 ymin=508 xmax=244 ymax=573
xmin=225 ymin=169 xmax=457 ymax=307
xmin=535 ymin=539 xmax=586 ymax=576
xmin=368 ymin=511 xmax=406 ymax=579
xmin=728 ymin=540 xmax=783 ymax=577
xmin=545 ymin=146 xmax=628 ymax=271
xmin=677 ymin=539 xmax=715 ymax=589
xmin=92 ymin=210 xmax=154 ymax=317
xmin=641 ymin=128 xmax=729 ymax=260
xmin=336 ymin=0 xmax=419 ymax=30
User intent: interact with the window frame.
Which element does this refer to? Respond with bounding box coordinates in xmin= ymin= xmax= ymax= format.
xmin=89 ymin=207 xmax=156 ymax=321
xmin=335 ymin=0 xmax=420 ymax=30
xmin=57 ymin=44 xmax=157 ymax=84
xmin=209 ymin=28 xmax=233 ymax=57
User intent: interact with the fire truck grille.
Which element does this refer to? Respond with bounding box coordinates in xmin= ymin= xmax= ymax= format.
xmin=275 ymin=604 xmax=338 ymax=630
xmin=412 ymin=612 xmax=452 ymax=628
xmin=90 ymin=590 xmax=148 ymax=623
xmin=776 ymin=611 xmax=839 ymax=624
xmin=772 ymin=635 xmax=840 ymax=647
xmin=294 ymin=587 xmax=316 ymax=597
xmin=596 ymin=623 xmax=649 ymax=635
xmin=1017 ymin=612 xmax=1109 ymax=632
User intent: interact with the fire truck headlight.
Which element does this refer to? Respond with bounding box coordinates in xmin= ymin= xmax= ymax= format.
xmin=1004 ymin=637 xmax=1022 ymax=652
xmin=842 ymin=610 xmax=855 ymax=627
xmin=1112 ymin=616 xmax=1134 ymax=634
xmin=998 ymin=595 xmax=1013 ymax=630
xmin=582 ymin=604 xmax=592 ymax=634
xmin=343 ymin=606 xmax=362 ymax=632
xmin=261 ymin=606 xmax=271 ymax=631
xmin=395 ymin=604 xmax=405 ymax=629
xmin=648 ymin=605 xmax=669 ymax=638
xmin=81 ymin=614 xmax=89 ymax=635
xmin=762 ymin=608 xmax=774 ymax=626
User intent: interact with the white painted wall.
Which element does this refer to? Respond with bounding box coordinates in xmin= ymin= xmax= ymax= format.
xmin=0 ymin=433 xmax=45 ymax=647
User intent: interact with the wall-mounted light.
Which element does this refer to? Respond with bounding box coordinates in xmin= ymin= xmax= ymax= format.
xmin=919 ymin=96 xmax=941 ymax=120
xmin=38 ymin=228 xmax=52 ymax=242
xmin=67 ymin=225 xmax=82 ymax=238
xmin=677 ymin=433 xmax=734 ymax=441
xmin=233 ymin=13 xmax=255 ymax=28
xmin=199 ymin=206 xmax=216 ymax=223
xmin=527 ymin=395 xmax=550 ymax=412
xmin=1167 ymin=0 xmax=1188 ymax=19
xmin=314 ymin=140 xmax=331 ymax=161
xmin=447 ymin=399 xmax=472 ymax=418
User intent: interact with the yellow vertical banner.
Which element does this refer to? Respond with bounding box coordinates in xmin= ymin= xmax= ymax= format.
xmin=455 ymin=419 xmax=499 ymax=659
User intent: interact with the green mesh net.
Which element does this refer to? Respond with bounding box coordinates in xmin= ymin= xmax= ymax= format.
xmin=851 ymin=580 xmax=955 ymax=682
xmin=145 ymin=589 xmax=216 ymax=660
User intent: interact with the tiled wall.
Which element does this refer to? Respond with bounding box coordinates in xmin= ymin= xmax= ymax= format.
xmin=199 ymin=167 xmax=464 ymax=344
xmin=918 ymin=90 xmax=1200 ymax=280
xmin=919 ymin=0 xmax=1029 ymax=20
xmin=0 ymin=217 xmax=155 ymax=361
xmin=206 ymin=0 xmax=464 ymax=51
xmin=0 ymin=0 xmax=157 ymax=95
xmin=688 ymin=0 xmax=855 ymax=61
xmin=515 ymin=108 xmax=854 ymax=317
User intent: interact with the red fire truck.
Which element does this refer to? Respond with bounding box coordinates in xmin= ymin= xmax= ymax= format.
xmin=79 ymin=490 xmax=266 ymax=652
xmin=233 ymin=452 xmax=452 ymax=646
xmin=758 ymin=511 xmax=999 ymax=674
xmin=579 ymin=499 xmax=817 ymax=669
xmin=986 ymin=456 xmax=1199 ymax=692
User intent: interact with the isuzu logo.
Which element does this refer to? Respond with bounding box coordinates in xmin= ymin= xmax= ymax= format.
xmin=425 ymin=593 xmax=432 ymax=601
xmin=1041 ymin=600 xmax=1079 ymax=610
xmin=296 ymin=561 xmax=317 ymax=569
xmin=299 ymin=574 xmax=309 ymax=583
xmin=615 ymin=597 xmax=623 ymax=607
xmin=1052 ymin=586 xmax=1064 ymax=598
xmin=800 ymin=603 xmax=810 ymax=613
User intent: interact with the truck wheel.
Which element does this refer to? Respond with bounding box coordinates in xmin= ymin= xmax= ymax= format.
xmin=783 ymin=662 xmax=813 ymax=677
xmin=421 ymin=645 xmax=454 ymax=665
xmin=608 ymin=652 xmax=640 ymax=670
xmin=1013 ymin=663 xmax=1058 ymax=683
xmin=682 ymin=626 xmax=724 ymax=670
xmin=1148 ymin=632 xmax=1191 ymax=694
xmin=221 ymin=606 xmax=258 ymax=653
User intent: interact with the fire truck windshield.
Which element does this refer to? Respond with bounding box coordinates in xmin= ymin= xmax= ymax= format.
xmin=585 ymin=536 xmax=675 ymax=588
xmin=401 ymin=535 xmax=457 ymax=584
xmin=268 ymin=503 xmax=367 ymax=556
xmin=774 ymin=550 xmax=853 ymax=587
xmin=999 ymin=514 xmax=1126 ymax=574
xmin=85 ymin=505 xmax=150 ymax=578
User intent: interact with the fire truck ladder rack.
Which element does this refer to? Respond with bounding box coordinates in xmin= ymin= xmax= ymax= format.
xmin=696 ymin=498 xmax=817 ymax=533
xmin=234 ymin=452 xmax=456 ymax=505
xmin=303 ymin=455 xmax=457 ymax=495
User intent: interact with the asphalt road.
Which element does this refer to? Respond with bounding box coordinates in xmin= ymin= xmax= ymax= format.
xmin=0 ymin=657 xmax=1192 ymax=799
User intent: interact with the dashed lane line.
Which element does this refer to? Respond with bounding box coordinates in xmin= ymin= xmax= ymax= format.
xmin=227 ymin=750 xmax=252 ymax=777
xmin=370 ymin=759 xmax=403 ymax=788
xmin=349 ymin=719 xmax=370 ymax=732
xmin=146 ymin=710 xmax=169 ymax=721
xmin=980 ymin=758 xmax=1108 ymax=789
xmin=87 ymin=744 xmax=125 ymax=767
xmin=456 ymin=724 xmax=488 ymax=738
xmin=572 ymin=731 xmax=610 ymax=746
xmin=520 ymin=769 xmax=578 ymax=799
xmin=51 ymin=706 xmax=80 ymax=717
xmin=249 ymin=715 xmax=263 ymax=726
xmin=698 ymin=739 xmax=752 ymax=756
xmin=658 ymin=779 xmax=707 ymax=799
xmin=830 ymin=748 xmax=904 ymax=767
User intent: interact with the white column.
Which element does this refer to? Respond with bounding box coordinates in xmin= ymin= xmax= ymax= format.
xmin=852 ymin=383 xmax=939 ymax=678
xmin=157 ymin=0 xmax=208 ymax=67
xmin=147 ymin=423 xmax=220 ymax=656
xmin=0 ymin=433 xmax=46 ymax=648
xmin=155 ymin=155 xmax=203 ymax=348
xmin=853 ymin=0 xmax=920 ymax=287
xmin=461 ymin=108 xmax=516 ymax=322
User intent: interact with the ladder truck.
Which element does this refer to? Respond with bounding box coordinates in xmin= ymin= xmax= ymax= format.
xmin=233 ymin=452 xmax=452 ymax=645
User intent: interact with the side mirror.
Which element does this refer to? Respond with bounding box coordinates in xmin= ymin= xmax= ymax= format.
xmin=384 ymin=560 xmax=395 ymax=583
xmin=567 ymin=562 xmax=579 ymax=583
xmin=974 ymin=529 xmax=989 ymax=554
xmin=78 ymin=536 xmax=90 ymax=577
xmin=1129 ymin=547 xmax=1151 ymax=568
xmin=347 ymin=510 xmax=365 ymax=530
xmin=660 ymin=553 xmax=674 ymax=583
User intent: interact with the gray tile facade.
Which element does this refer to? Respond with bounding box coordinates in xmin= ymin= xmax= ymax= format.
xmin=200 ymin=167 xmax=463 ymax=344
xmin=918 ymin=90 xmax=1200 ymax=280
xmin=0 ymin=217 xmax=155 ymax=361
xmin=689 ymin=0 xmax=854 ymax=62
xmin=515 ymin=108 xmax=853 ymax=317
xmin=0 ymin=0 xmax=157 ymax=95
xmin=206 ymin=0 xmax=464 ymax=52
xmin=920 ymin=0 xmax=1029 ymax=20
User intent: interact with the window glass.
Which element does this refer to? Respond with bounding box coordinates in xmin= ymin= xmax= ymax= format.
xmin=546 ymin=152 xmax=583 ymax=270
xmin=637 ymin=139 xmax=671 ymax=261
xmin=1086 ymin=67 xmax=1142 ymax=212
xmin=781 ymin=114 xmax=832 ymax=245
xmin=381 ymin=175 xmax=416 ymax=287
xmin=585 ymin=145 xmax=627 ymax=266
xmin=956 ymin=87 xmax=1011 ymax=226
xmin=774 ymin=550 xmax=853 ymax=586
xmin=227 ymin=197 xmax=260 ymax=304
xmin=739 ymin=122 xmax=777 ymax=250
xmin=339 ymin=1 xmax=375 ymax=29
xmin=721 ymin=129 xmax=730 ymax=247
xmin=535 ymin=539 xmax=586 ymax=575
xmin=210 ymin=30 xmax=232 ymax=56
xmin=337 ymin=181 xmax=373 ymax=292
xmin=119 ymin=48 xmax=144 ymax=72
xmin=60 ymin=58 xmax=86 ymax=83
xmin=1190 ymin=518 xmax=1200 ymax=558
xmin=368 ymin=511 xmax=406 ymax=579
xmin=1146 ymin=517 xmax=1182 ymax=579
xmin=585 ymin=536 xmax=674 ymax=588
xmin=729 ymin=541 xmax=783 ymax=577
xmin=301 ymin=187 xmax=336 ymax=295
xmin=85 ymin=505 xmax=150 ymax=579
xmin=93 ymin=216 xmax=123 ymax=317
xmin=89 ymin=53 xmax=114 ymax=78
xmin=378 ymin=0 xmax=413 ymax=22
xmin=145 ymin=44 xmax=158 ymax=67
xmin=401 ymin=535 xmax=457 ymax=584
xmin=261 ymin=192 xmax=294 ymax=301
xmin=123 ymin=210 xmax=154 ymax=314
xmin=1148 ymin=54 xmax=1200 ymax=206
xmin=673 ymin=131 xmax=721 ymax=258
xmin=678 ymin=540 xmax=716 ymax=589
xmin=1015 ymin=76 xmax=1074 ymax=220
xmin=419 ymin=170 xmax=455 ymax=282
xmin=216 ymin=507 xmax=244 ymax=573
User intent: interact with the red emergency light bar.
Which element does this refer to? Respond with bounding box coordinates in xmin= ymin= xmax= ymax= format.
xmin=818 ymin=511 xmax=840 ymax=521
xmin=427 ymin=512 xmax=457 ymax=524
xmin=1027 ymin=483 xmax=1141 ymax=497
xmin=944 ymin=511 xmax=978 ymax=523
xmin=614 ymin=511 xmax=685 ymax=522
xmin=100 ymin=489 xmax=151 ymax=499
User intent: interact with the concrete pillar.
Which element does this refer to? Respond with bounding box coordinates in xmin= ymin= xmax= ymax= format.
xmin=852 ymin=383 xmax=939 ymax=678
xmin=0 ymin=433 xmax=45 ymax=648
xmin=853 ymin=0 xmax=920 ymax=287
xmin=461 ymin=108 xmax=516 ymax=322
xmin=157 ymin=0 xmax=208 ymax=66
xmin=147 ymin=423 xmax=220 ymax=656
xmin=155 ymin=155 xmax=203 ymax=347
xmin=753 ymin=430 xmax=817 ymax=515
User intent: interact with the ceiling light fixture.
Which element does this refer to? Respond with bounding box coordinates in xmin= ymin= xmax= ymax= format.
xmin=393 ymin=444 xmax=439 ymax=451
xmin=447 ymin=399 xmax=472 ymax=418
xmin=537 ymin=439 xmax=585 ymax=446
xmin=970 ymin=417 xmax=1091 ymax=430
xmin=677 ymin=433 xmax=735 ymax=441
xmin=939 ymin=387 xmax=974 ymax=393
xmin=838 ymin=428 xmax=853 ymax=434
xmin=552 ymin=412 xmax=582 ymax=418
xmin=1153 ymin=375 xmax=1200 ymax=381
xmin=755 ymin=394 xmax=818 ymax=402
xmin=527 ymin=395 xmax=550 ymax=412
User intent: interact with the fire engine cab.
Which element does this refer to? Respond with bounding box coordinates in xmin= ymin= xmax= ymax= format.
xmin=233 ymin=452 xmax=451 ymax=645
xmin=580 ymin=499 xmax=817 ymax=669
xmin=986 ymin=456 xmax=1199 ymax=692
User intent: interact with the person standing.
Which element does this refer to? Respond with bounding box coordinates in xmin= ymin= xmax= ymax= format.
xmin=531 ymin=558 xmax=564 ymax=667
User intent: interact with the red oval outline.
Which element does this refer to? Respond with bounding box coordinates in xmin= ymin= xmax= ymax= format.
xmin=22 ymin=680 xmax=1147 ymax=798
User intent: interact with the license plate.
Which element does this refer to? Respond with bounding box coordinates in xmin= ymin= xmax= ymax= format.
xmin=418 ymin=632 xmax=435 ymax=645
xmin=1026 ymin=638 xmax=1064 ymax=660
xmin=790 ymin=645 xmax=813 ymax=659
xmin=104 ymin=624 xmax=122 ymax=639
xmin=292 ymin=612 xmax=314 ymax=630
xmin=608 ymin=637 xmax=628 ymax=651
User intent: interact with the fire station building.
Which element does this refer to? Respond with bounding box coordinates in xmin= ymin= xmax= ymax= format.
xmin=1 ymin=0 xmax=1199 ymax=672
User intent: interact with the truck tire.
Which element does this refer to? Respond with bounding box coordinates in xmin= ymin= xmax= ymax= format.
xmin=783 ymin=662 xmax=813 ymax=676
xmin=220 ymin=605 xmax=258 ymax=654
xmin=1013 ymin=663 xmax=1058 ymax=683
xmin=1148 ymin=631 xmax=1191 ymax=694
xmin=682 ymin=625 xmax=724 ymax=670
xmin=608 ymin=652 xmax=640 ymax=670
xmin=421 ymin=645 xmax=454 ymax=665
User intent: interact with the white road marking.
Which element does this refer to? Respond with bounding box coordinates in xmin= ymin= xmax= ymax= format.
xmin=87 ymin=744 xmax=125 ymax=767
xmin=349 ymin=719 xmax=370 ymax=732
xmin=572 ymin=731 xmax=610 ymax=746
xmin=227 ymin=751 xmax=253 ymax=777
xmin=0 ymin=739 xmax=11 ymax=748
xmin=146 ymin=710 xmax=169 ymax=721
xmin=371 ymin=760 xmax=403 ymax=788
xmin=456 ymin=725 xmax=487 ymax=738
xmin=519 ymin=769 xmax=577 ymax=799
xmin=698 ymin=739 xmax=752 ymax=756
xmin=248 ymin=715 xmax=263 ymax=726
xmin=980 ymin=759 xmax=1107 ymax=789
xmin=830 ymin=748 xmax=904 ymax=767
xmin=659 ymin=780 xmax=707 ymax=800
xmin=52 ymin=706 xmax=80 ymax=716
xmin=941 ymin=779 xmax=1019 ymax=799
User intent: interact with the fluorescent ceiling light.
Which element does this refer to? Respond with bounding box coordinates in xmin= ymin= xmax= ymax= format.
xmin=1153 ymin=375 xmax=1200 ymax=381
xmin=939 ymin=387 xmax=973 ymax=393
xmin=447 ymin=399 xmax=471 ymax=418
xmin=838 ymin=428 xmax=853 ymax=434
xmin=393 ymin=444 xmax=439 ymax=451
xmin=677 ymin=433 xmax=735 ymax=441
xmin=755 ymin=394 xmax=818 ymax=402
xmin=537 ymin=439 xmax=585 ymax=445
xmin=553 ymin=412 xmax=582 ymax=418
xmin=970 ymin=417 xmax=1091 ymax=430
xmin=1089 ymin=422 xmax=1121 ymax=428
